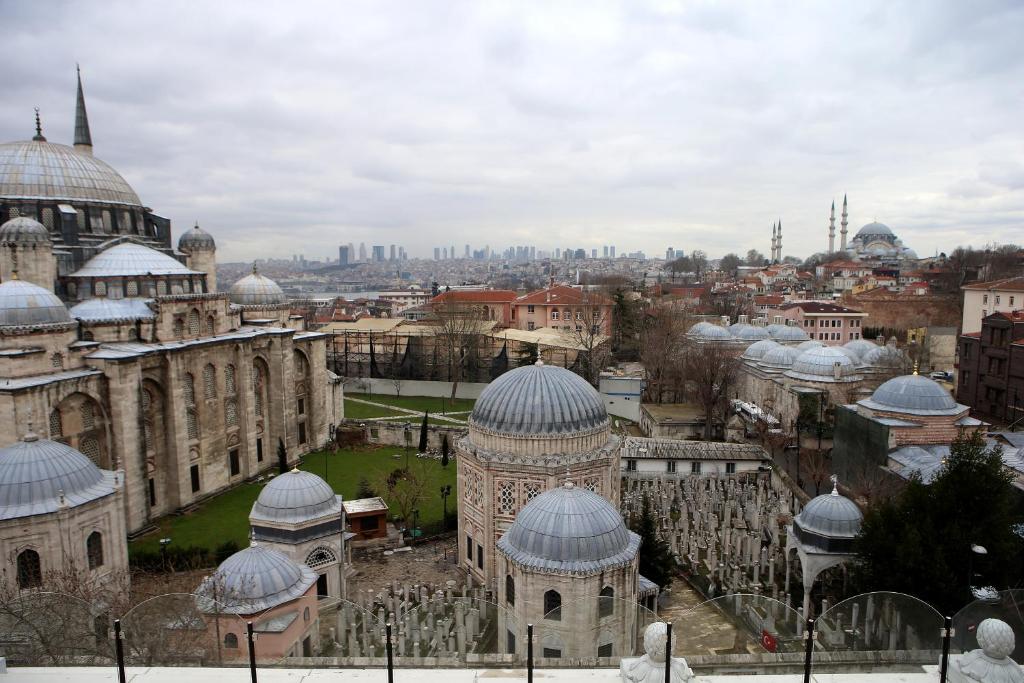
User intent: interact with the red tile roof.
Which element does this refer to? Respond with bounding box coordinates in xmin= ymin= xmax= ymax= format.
xmin=962 ymin=275 xmax=1024 ymax=292
xmin=432 ymin=289 xmax=517 ymax=304
xmin=779 ymin=301 xmax=865 ymax=314
xmin=514 ymin=285 xmax=611 ymax=306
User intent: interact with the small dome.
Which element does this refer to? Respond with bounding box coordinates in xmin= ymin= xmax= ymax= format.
xmin=229 ymin=267 xmax=286 ymax=306
xmin=767 ymin=324 xmax=810 ymax=342
xmin=177 ymin=223 xmax=216 ymax=252
xmin=496 ymin=483 xmax=640 ymax=573
xmin=198 ymin=544 xmax=317 ymax=614
xmin=859 ymin=374 xmax=963 ymax=416
xmin=0 ymin=433 xmax=115 ymax=520
xmin=736 ymin=326 xmax=770 ymax=341
xmin=0 ymin=279 xmax=72 ymax=327
xmin=843 ymin=339 xmax=879 ymax=359
xmin=470 ymin=362 xmax=608 ymax=437
xmin=0 ymin=217 xmax=51 ymax=244
xmin=862 ymin=344 xmax=907 ymax=369
xmin=694 ymin=325 xmax=735 ymax=342
xmin=855 ymin=222 xmax=894 ymax=237
xmin=687 ymin=321 xmax=717 ymax=337
xmin=759 ymin=345 xmax=800 ymax=370
xmin=741 ymin=338 xmax=780 ymax=361
xmin=0 ymin=140 xmax=142 ymax=206
xmin=727 ymin=322 xmax=751 ymax=335
xmin=796 ymin=340 xmax=825 ymax=351
xmin=786 ymin=346 xmax=860 ymax=382
xmin=794 ymin=486 xmax=863 ymax=539
xmin=251 ymin=469 xmax=340 ymax=524
xmin=71 ymin=242 xmax=198 ymax=277
xmin=834 ymin=346 xmax=862 ymax=363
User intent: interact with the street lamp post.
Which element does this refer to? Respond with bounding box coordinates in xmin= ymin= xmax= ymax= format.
xmin=440 ymin=485 xmax=451 ymax=531
xmin=159 ymin=537 xmax=172 ymax=574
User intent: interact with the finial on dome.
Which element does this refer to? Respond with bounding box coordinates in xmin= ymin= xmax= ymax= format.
xmin=291 ymin=465 xmax=300 ymax=473
xmin=563 ymin=480 xmax=575 ymax=489
xmin=535 ymin=358 xmax=544 ymax=366
xmin=912 ymin=360 xmax=919 ymax=376
xmin=249 ymin=528 xmax=258 ymax=547
xmin=830 ymin=474 xmax=839 ymax=496
xmin=252 ymin=263 xmax=259 ymax=275
xmin=23 ymin=417 xmax=39 ymax=443
xmin=32 ymin=108 xmax=46 ymax=141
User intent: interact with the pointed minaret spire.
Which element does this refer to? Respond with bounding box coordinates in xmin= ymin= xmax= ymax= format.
xmin=74 ymin=65 xmax=93 ymax=155
xmin=828 ymin=200 xmax=836 ymax=253
xmin=771 ymin=222 xmax=777 ymax=262
xmin=840 ymin=193 xmax=849 ymax=252
xmin=32 ymin=108 xmax=46 ymax=141
xmin=776 ymin=218 xmax=782 ymax=261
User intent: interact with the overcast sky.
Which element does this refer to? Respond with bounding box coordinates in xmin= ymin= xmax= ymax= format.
xmin=2 ymin=1 xmax=1023 ymax=262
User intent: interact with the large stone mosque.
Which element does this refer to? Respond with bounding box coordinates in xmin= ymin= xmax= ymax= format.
xmin=0 ymin=70 xmax=342 ymax=586
xmin=825 ymin=195 xmax=918 ymax=262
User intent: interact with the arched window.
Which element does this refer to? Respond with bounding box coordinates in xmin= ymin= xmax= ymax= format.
xmin=206 ymin=315 xmax=215 ymax=336
xmin=225 ymin=399 xmax=238 ymax=427
xmin=80 ymin=402 xmax=95 ymax=430
xmin=183 ymin=373 xmax=195 ymax=406
xmin=173 ymin=317 xmax=183 ymax=337
xmin=80 ymin=436 xmax=101 ymax=465
xmin=253 ymin=362 xmax=265 ymax=417
xmin=126 ymin=280 xmax=138 ymax=296
xmin=51 ymin=353 xmax=63 ymax=369
xmin=224 ymin=633 xmax=238 ymax=649
xmin=17 ymin=549 xmax=42 ymax=589
xmin=303 ymin=606 xmax=310 ymax=622
xmin=142 ymin=389 xmax=155 ymax=452
xmin=95 ymin=281 xmax=107 ymax=297
xmin=87 ymin=532 xmax=104 ymax=569
xmin=187 ymin=309 xmax=200 ymax=335
xmin=598 ymin=585 xmax=614 ymax=617
xmin=505 ymin=575 xmax=515 ymax=607
xmin=225 ymin=364 xmax=236 ymax=395
xmin=543 ymin=590 xmax=561 ymax=621
xmin=49 ymin=409 xmax=62 ymax=438
xmin=305 ymin=547 xmax=337 ymax=569
xmin=203 ymin=364 xmax=216 ymax=400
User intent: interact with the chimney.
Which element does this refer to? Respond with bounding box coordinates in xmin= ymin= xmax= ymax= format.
xmin=833 ymin=362 xmax=842 ymax=380
xmin=773 ymin=315 xmax=783 ymax=325
xmin=739 ymin=314 xmax=749 ymax=325
xmin=720 ymin=315 xmax=730 ymax=326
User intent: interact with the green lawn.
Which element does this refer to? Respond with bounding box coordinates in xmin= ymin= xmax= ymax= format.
xmin=347 ymin=393 xmax=476 ymax=414
xmin=342 ymin=399 xmax=405 ymax=419
xmin=129 ymin=446 xmax=457 ymax=556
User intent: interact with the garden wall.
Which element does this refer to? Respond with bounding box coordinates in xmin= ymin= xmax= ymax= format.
xmin=342 ymin=418 xmax=468 ymax=450
xmin=343 ymin=377 xmax=490 ymax=400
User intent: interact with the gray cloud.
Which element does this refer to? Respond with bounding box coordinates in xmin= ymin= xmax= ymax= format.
xmin=1 ymin=0 xmax=1022 ymax=261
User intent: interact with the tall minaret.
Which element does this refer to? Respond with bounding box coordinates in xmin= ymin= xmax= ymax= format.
xmin=828 ymin=200 xmax=836 ymax=253
xmin=776 ymin=218 xmax=782 ymax=261
xmin=770 ymin=222 xmax=777 ymax=263
xmin=74 ymin=65 xmax=93 ymax=155
xmin=840 ymin=194 xmax=848 ymax=251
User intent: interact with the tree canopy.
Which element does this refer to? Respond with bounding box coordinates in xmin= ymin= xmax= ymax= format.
xmin=851 ymin=431 xmax=1023 ymax=614
xmin=631 ymin=493 xmax=675 ymax=588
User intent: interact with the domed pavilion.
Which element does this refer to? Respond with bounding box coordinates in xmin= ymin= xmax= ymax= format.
xmin=497 ymin=481 xmax=642 ymax=660
xmin=457 ymin=360 xmax=621 ymax=588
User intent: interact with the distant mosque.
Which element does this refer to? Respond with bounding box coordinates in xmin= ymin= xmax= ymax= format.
xmin=825 ymin=195 xmax=918 ymax=263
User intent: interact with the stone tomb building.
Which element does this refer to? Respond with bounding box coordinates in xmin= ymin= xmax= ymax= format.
xmin=456 ymin=361 xmax=621 ymax=589
xmin=0 ymin=72 xmax=339 ymax=536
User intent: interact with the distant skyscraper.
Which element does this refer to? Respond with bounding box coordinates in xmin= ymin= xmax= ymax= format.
xmin=389 ymin=244 xmax=396 ymax=261
xmin=610 ymin=246 xmax=616 ymax=258
xmin=372 ymin=245 xmax=385 ymax=262
xmin=666 ymin=247 xmax=675 ymax=260
xmin=434 ymin=247 xmax=440 ymax=260
xmin=338 ymin=245 xmax=349 ymax=265
xmin=555 ymin=248 xmax=561 ymax=259
xmin=450 ymin=245 xmax=455 ymax=260
xmin=359 ymin=242 xmax=367 ymax=262
xmin=465 ymin=244 xmax=470 ymax=258
xmin=591 ymin=248 xmax=597 ymax=259
xmin=603 ymin=245 xmax=609 ymax=258
xmin=443 ymin=247 xmax=448 ymax=260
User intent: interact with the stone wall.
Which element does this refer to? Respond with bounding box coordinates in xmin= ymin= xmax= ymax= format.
xmin=342 ymin=377 xmax=490 ymax=400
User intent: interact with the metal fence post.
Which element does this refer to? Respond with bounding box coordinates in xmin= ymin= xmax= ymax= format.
xmin=113 ymin=618 xmax=126 ymax=683
xmin=803 ymin=618 xmax=815 ymax=683
xmin=665 ymin=622 xmax=673 ymax=683
xmin=247 ymin=621 xmax=258 ymax=683
xmin=386 ymin=622 xmax=394 ymax=683
xmin=527 ymin=623 xmax=534 ymax=683
xmin=939 ymin=616 xmax=953 ymax=683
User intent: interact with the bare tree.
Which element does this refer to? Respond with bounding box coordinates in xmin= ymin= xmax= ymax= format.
xmin=639 ymin=303 xmax=690 ymax=403
xmin=681 ymin=339 xmax=743 ymax=440
xmin=564 ymin=289 xmax=614 ymax=386
xmin=802 ymin=447 xmax=832 ymax=496
xmin=432 ymin=297 xmax=490 ymax=389
xmin=373 ymin=458 xmax=430 ymax=528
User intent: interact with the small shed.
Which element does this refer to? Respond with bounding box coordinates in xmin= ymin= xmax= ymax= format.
xmin=343 ymin=497 xmax=389 ymax=541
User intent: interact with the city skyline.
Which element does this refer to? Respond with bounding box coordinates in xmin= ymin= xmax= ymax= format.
xmin=2 ymin=2 xmax=1022 ymax=262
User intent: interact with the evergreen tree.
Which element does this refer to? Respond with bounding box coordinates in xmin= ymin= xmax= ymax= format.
xmin=630 ymin=494 xmax=675 ymax=588
xmin=356 ymin=477 xmax=376 ymax=499
xmin=277 ymin=438 xmax=288 ymax=474
xmin=418 ymin=411 xmax=429 ymax=452
xmin=441 ymin=434 xmax=450 ymax=467
xmin=852 ymin=431 xmax=1023 ymax=613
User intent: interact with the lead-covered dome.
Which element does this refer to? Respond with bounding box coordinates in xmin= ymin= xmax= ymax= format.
xmin=736 ymin=325 xmax=770 ymax=341
xmin=742 ymin=338 xmax=780 ymax=361
xmin=768 ymin=324 xmax=810 ymax=342
xmin=0 ymin=140 xmax=142 ymax=206
xmin=859 ymin=374 xmax=963 ymax=416
xmin=786 ymin=346 xmax=861 ymax=382
xmin=198 ymin=543 xmax=317 ymax=614
xmin=861 ymin=344 xmax=907 ymax=370
xmin=229 ymin=267 xmax=286 ymax=306
xmin=794 ymin=486 xmax=863 ymax=542
xmin=0 ymin=278 xmax=72 ymax=328
xmin=796 ymin=340 xmax=825 ymax=351
xmin=71 ymin=242 xmax=198 ymax=277
xmin=470 ymin=362 xmax=608 ymax=436
xmin=759 ymin=345 xmax=800 ymax=371
xmin=0 ymin=216 xmax=51 ymax=244
xmin=250 ymin=469 xmax=340 ymax=524
xmin=843 ymin=339 xmax=879 ymax=360
xmin=177 ymin=223 xmax=216 ymax=252
xmin=496 ymin=482 xmax=639 ymax=573
xmin=855 ymin=222 xmax=894 ymax=237
xmin=0 ymin=432 xmax=116 ymax=520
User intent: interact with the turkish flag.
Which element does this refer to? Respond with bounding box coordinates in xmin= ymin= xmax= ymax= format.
xmin=761 ymin=629 xmax=778 ymax=653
